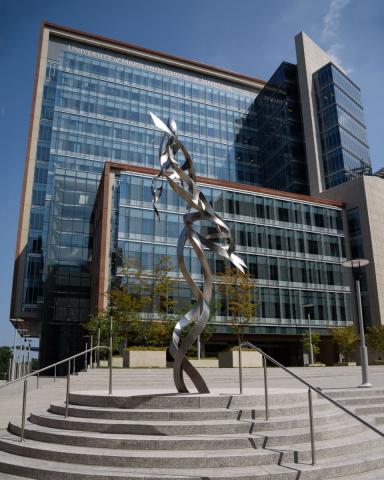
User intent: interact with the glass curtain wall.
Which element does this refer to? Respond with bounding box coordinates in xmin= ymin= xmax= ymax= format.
xmin=314 ymin=63 xmax=371 ymax=188
xmin=112 ymin=172 xmax=349 ymax=334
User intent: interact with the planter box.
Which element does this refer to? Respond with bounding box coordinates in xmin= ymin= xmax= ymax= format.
xmin=219 ymin=350 xmax=263 ymax=368
xmin=123 ymin=350 xmax=166 ymax=368
xmin=189 ymin=358 xmax=219 ymax=368
xmin=334 ymin=361 xmax=357 ymax=367
xmin=99 ymin=356 xmax=123 ymax=368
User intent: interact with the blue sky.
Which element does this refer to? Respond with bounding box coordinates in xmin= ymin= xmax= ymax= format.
xmin=0 ymin=0 xmax=383 ymax=346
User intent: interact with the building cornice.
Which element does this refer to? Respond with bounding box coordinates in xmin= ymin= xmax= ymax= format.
xmin=42 ymin=21 xmax=266 ymax=90
xmin=105 ymin=162 xmax=345 ymax=208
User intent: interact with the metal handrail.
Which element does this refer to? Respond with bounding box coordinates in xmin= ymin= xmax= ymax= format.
xmin=239 ymin=341 xmax=384 ymax=465
xmin=0 ymin=345 xmax=110 ymax=391
xmin=0 ymin=345 xmax=112 ymax=443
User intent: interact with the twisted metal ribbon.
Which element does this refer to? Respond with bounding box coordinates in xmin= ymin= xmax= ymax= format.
xmin=150 ymin=112 xmax=247 ymax=393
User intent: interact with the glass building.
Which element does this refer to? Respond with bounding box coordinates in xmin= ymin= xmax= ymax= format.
xmin=15 ymin=23 xmax=380 ymax=368
xmin=255 ymin=62 xmax=309 ymax=194
xmin=314 ymin=63 xmax=371 ymax=188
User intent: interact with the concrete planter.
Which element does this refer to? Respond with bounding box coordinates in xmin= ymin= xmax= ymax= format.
xmin=333 ymin=361 xmax=357 ymax=367
xmin=99 ymin=356 xmax=123 ymax=368
xmin=123 ymin=350 xmax=166 ymax=368
xmin=218 ymin=350 xmax=263 ymax=368
xmin=189 ymin=358 xmax=219 ymax=368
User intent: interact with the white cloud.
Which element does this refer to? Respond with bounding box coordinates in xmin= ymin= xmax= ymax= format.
xmin=326 ymin=44 xmax=353 ymax=74
xmin=321 ymin=0 xmax=350 ymax=41
xmin=321 ymin=0 xmax=352 ymax=72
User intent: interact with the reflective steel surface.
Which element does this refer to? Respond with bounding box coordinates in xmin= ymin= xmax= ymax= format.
xmin=150 ymin=112 xmax=246 ymax=393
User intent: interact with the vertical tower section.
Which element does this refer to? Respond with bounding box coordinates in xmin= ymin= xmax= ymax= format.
xmin=313 ymin=63 xmax=371 ymax=188
xmin=295 ymin=32 xmax=371 ymax=194
xmin=256 ymin=62 xmax=309 ymax=194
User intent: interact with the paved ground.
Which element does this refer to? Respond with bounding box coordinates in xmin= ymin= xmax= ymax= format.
xmin=1 ymin=364 xmax=384 ymax=431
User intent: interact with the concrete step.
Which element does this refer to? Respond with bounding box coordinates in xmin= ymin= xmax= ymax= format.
xmin=334 ymin=468 xmax=384 ymax=479
xmin=2 ymin=444 xmax=384 ymax=479
xmin=333 ymin=396 xmax=384 ymax=406
xmin=9 ymin=421 xmax=255 ymax=450
xmin=8 ymin=418 xmax=364 ymax=451
xmin=50 ymin=402 xmax=240 ymax=420
xmin=0 ymin=449 xmax=298 ymax=479
xmin=0 ymin=433 xmax=281 ymax=468
xmin=276 ymin=429 xmax=382 ymax=463
xmin=245 ymin=410 xmax=349 ymax=432
xmin=283 ymin=446 xmax=384 ymax=479
xmin=28 ymin=406 xmax=352 ymax=437
xmin=256 ymin=422 xmax=364 ymax=446
xmin=68 ymin=390 xmax=313 ymax=409
xmin=50 ymin=399 xmax=334 ymax=420
xmin=326 ymin=389 xmax=384 ymax=400
xmin=29 ymin=410 xmax=252 ymax=435
xmin=354 ymin=405 xmax=384 ymax=415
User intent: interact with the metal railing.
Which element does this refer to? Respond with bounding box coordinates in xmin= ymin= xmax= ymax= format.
xmin=238 ymin=341 xmax=384 ymax=466
xmin=0 ymin=345 xmax=111 ymax=442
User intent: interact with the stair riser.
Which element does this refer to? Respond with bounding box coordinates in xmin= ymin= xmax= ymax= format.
xmin=68 ymin=392 xmax=312 ymax=409
xmin=9 ymin=423 xmax=253 ymax=450
xmin=0 ymin=441 xmax=280 ymax=468
xmin=50 ymin=404 xmax=237 ymax=421
xmin=281 ymin=437 xmax=383 ymax=463
xmin=298 ymin=455 xmax=384 ymax=480
xmin=338 ymin=398 xmax=384 ymax=406
xmin=327 ymin=390 xmax=384 ymax=399
xmin=248 ymin=412 xmax=348 ymax=432
xmin=29 ymin=414 xmax=251 ymax=435
xmin=50 ymin=403 xmax=333 ymax=421
xmin=355 ymin=407 xmax=384 ymax=415
xmin=262 ymin=424 xmax=364 ymax=447
xmin=0 ymin=461 xmax=197 ymax=480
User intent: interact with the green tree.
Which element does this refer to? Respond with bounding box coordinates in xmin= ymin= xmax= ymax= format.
xmin=199 ymin=322 xmax=216 ymax=358
xmin=367 ymin=326 xmax=384 ymax=359
xmin=85 ymin=256 xmax=178 ymax=349
xmin=302 ymin=333 xmax=321 ymax=362
xmin=0 ymin=346 xmax=12 ymax=380
xmin=151 ymin=256 xmax=177 ymax=320
xmin=330 ymin=326 xmax=359 ymax=362
xmin=216 ymin=264 xmax=257 ymax=346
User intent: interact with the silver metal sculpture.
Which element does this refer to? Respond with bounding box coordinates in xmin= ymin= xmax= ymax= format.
xmin=150 ymin=112 xmax=246 ymax=394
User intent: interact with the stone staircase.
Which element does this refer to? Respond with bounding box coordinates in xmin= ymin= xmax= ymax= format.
xmin=0 ymin=387 xmax=384 ymax=479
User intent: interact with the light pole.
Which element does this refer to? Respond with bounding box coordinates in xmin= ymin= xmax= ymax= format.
xmin=26 ymin=340 xmax=31 ymax=374
xmin=16 ymin=333 xmax=23 ymax=379
xmin=342 ymin=258 xmax=371 ymax=388
xmin=10 ymin=324 xmax=17 ymax=381
xmin=303 ymin=304 xmax=315 ymax=365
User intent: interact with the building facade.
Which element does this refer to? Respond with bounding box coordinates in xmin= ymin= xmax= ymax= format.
xmin=11 ymin=23 xmax=380 ymax=367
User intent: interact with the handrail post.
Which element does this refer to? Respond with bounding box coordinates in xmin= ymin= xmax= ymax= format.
xmin=36 ymin=371 xmax=39 ymax=389
xmin=90 ymin=335 xmax=93 ymax=369
xmin=308 ymin=388 xmax=316 ymax=466
xmin=20 ymin=379 xmax=27 ymax=442
xmin=238 ymin=342 xmax=243 ymax=395
xmin=109 ymin=316 xmax=113 ymax=395
xmin=54 ymin=365 xmax=56 ymax=383
xmin=65 ymin=360 xmax=70 ymax=418
xmin=263 ymin=355 xmax=269 ymax=420
xmin=97 ymin=323 xmax=101 ymax=368
xmin=72 ymin=357 xmax=76 ymax=375
xmin=84 ymin=343 xmax=88 ymax=371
